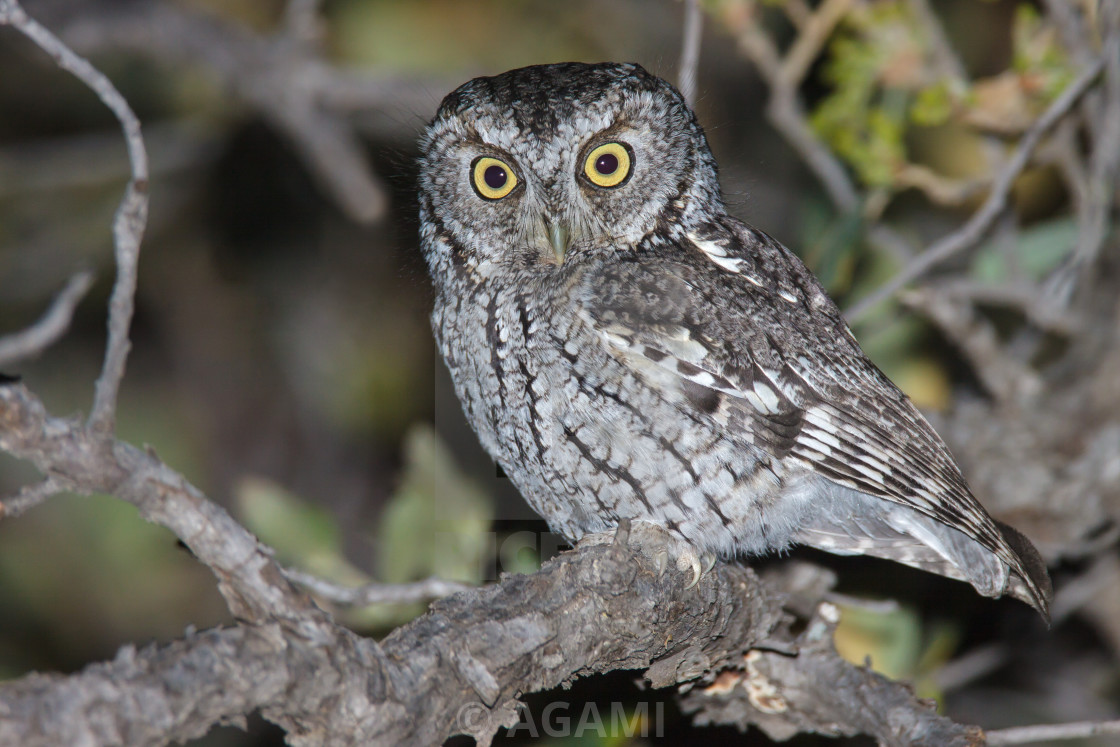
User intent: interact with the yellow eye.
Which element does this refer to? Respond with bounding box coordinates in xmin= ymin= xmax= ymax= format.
xmin=583 ymin=142 xmax=632 ymax=188
xmin=471 ymin=157 xmax=518 ymax=200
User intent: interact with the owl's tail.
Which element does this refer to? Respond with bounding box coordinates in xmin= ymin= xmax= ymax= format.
xmin=794 ymin=482 xmax=1052 ymax=621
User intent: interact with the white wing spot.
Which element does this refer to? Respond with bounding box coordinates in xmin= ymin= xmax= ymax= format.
xmin=744 ymin=274 xmax=764 ymax=287
xmin=798 ymin=435 xmax=833 ymax=457
xmin=804 ymin=425 xmax=842 ymax=450
xmin=688 ymin=233 xmax=745 ymax=274
xmin=709 ymin=254 xmax=748 ymax=273
xmin=744 ymin=391 xmax=767 ymax=413
xmin=778 ymin=290 xmax=799 ymax=304
xmin=850 ymin=461 xmax=885 ymax=484
xmin=805 ymin=409 xmax=833 ymax=428
xmin=601 ymin=331 xmax=631 ymax=349
xmin=689 ymin=371 xmax=716 ymax=387
xmin=753 ymin=382 xmax=781 ymax=413
xmin=855 ymin=451 xmax=892 ymax=476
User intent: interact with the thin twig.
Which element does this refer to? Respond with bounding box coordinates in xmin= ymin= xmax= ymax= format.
xmin=89 ymin=176 xmax=147 ymax=437
xmin=900 ymin=287 xmax=1042 ymax=403
xmin=0 ymin=271 xmax=94 ymax=368
xmin=986 ymin=719 xmax=1120 ymax=745
xmin=0 ymin=477 xmax=64 ymax=520
xmin=725 ymin=0 xmax=858 ymax=211
xmin=767 ymin=88 xmax=860 ymax=212
xmin=677 ymin=0 xmax=702 ymax=107
xmin=1053 ymin=7 xmax=1120 ymax=305
xmin=928 ymin=279 xmax=1080 ymax=334
xmin=847 ymin=56 xmax=1106 ymax=321
xmin=0 ymin=0 xmax=151 ymax=437
xmin=780 ymin=0 xmax=852 ymax=89
xmin=932 ymin=643 xmax=1009 ymax=693
xmin=283 ymin=568 xmax=472 ymax=606
xmin=782 ymin=0 xmax=813 ymax=31
xmin=59 ymin=2 xmax=389 ymax=223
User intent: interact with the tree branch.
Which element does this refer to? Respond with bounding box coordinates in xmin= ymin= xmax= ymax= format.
xmin=282 ymin=568 xmax=472 ymax=606
xmin=0 ymin=270 xmax=94 ymax=368
xmin=683 ymin=605 xmax=984 ymax=747
xmin=986 ymin=719 xmax=1120 ymax=746
xmin=677 ymin=0 xmax=702 ymax=107
xmin=847 ymin=56 xmax=1106 ymax=320
xmin=0 ymin=519 xmax=984 ymax=746
xmin=0 ymin=383 xmax=322 ymax=627
xmin=58 ymin=1 xmax=393 ymax=224
xmin=0 ymin=0 xmax=150 ymax=437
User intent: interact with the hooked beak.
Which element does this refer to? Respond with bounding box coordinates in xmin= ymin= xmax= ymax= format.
xmin=543 ymin=217 xmax=570 ymax=265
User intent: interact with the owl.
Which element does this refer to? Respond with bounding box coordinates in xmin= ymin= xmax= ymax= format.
xmin=418 ymin=62 xmax=1051 ymax=617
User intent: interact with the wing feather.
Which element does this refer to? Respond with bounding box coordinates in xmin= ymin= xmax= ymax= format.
xmin=577 ymin=216 xmax=1051 ymax=615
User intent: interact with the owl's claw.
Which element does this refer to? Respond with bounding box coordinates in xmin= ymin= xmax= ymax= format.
xmin=577 ymin=521 xmax=712 ymax=588
xmin=682 ymin=551 xmax=719 ymax=588
xmin=680 ymin=550 xmax=703 ymax=589
xmin=703 ymin=552 xmax=718 ymax=574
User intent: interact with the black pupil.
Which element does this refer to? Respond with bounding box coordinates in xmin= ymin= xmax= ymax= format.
xmin=595 ymin=153 xmax=619 ymax=175
xmin=483 ymin=164 xmax=507 ymax=190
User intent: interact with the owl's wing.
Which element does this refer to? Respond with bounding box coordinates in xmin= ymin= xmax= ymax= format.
xmin=576 ymin=216 xmax=1051 ymax=616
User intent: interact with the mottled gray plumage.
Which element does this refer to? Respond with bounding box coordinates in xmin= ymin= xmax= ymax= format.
xmin=418 ymin=62 xmax=1051 ymax=617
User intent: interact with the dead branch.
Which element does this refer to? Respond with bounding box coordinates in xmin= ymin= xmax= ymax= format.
xmin=0 ymin=382 xmax=321 ymax=626
xmin=0 ymin=271 xmax=94 ymax=368
xmin=282 ymin=568 xmax=472 ymax=606
xmin=683 ymin=605 xmax=983 ymax=747
xmin=0 ymin=0 xmax=150 ymax=436
xmin=847 ymin=56 xmax=1106 ymax=320
xmin=0 ymin=511 xmax=982 ymax=746
xmin=677 ymin=0 xmax=702 ymax=107
xmin=53 ymin=1 xmax=426 ymax=224
xmin=986 ymin=719 xmax=1120 ymax=746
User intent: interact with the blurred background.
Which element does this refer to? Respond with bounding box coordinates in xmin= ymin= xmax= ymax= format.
xmin=1 ymin=0 xmax=1117 ymax=744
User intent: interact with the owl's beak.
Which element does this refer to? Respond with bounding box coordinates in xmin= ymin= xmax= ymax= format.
xmin=544 ymin=218 xmax=570 ymax=264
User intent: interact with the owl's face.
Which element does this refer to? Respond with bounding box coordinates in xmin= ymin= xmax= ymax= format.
xmin=419 ymin=63 xmax=723 ymax=281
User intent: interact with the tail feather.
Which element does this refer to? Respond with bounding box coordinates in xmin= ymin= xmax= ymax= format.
xmin=794 ymin=480 xmax=1052 ymax=620
xmin=995 ymin=519 xmax=1053 ymax=620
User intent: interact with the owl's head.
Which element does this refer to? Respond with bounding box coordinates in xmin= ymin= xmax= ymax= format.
xmin=418 ymin=62 xmax=723 ymax=280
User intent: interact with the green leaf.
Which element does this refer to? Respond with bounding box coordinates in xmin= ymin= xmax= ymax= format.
xmin=911 ymin=80 xmax=955 ymax=127
xmin=835 ymin=603 xmax=924 ymax=681
xmin=376 ymin=424 xmax=493 ymax=586
xmin=236 ymin=476 xmax=369 ymax=587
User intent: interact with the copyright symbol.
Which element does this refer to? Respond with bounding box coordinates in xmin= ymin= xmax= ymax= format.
xmin=456 ymin=702 xmax=489 ymax=733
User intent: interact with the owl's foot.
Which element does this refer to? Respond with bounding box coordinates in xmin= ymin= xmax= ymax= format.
xmin=579 ymin=520 xmax=717 ymax=588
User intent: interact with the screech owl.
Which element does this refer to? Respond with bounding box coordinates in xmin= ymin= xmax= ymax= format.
xmin=418 ymin=62 xmax=1051 ymax=617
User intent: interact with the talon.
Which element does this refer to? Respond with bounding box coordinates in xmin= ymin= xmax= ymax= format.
xmin=654 ymin=550 xmax=669 ymax=577
xmin=679 ymin=552 xmax=702 ymax=589
xmin=702 ymin=553 xmax=717 ymax=574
